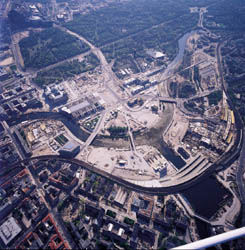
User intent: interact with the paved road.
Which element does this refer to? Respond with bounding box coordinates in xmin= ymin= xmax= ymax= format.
xmin=124 ymin=112 xmax=136 ymax=151
xmin=57 ymin=25 xmax=123 ymax=102
xmin=11 ymin=39 xmax=23 ymax=72
xmin=51 ymin=0 xmax=57 ymax=19
xmin=159 ymin=88 xmax=217 ymax=104
xmin=5 ymin=15 xmax=243 ymax=197
xmin=217 ymin=42 xmax=227 ymax=92
xmin=34 ymin=50 xmax=91 ymax=75
xmin=216 ymin=38 xmax=245 ymax=225
xmin=2 ymin=0 xmax=11 ymax=18
xmin=7 ymin=139 xmax=241 ymax=196
xmin=55 ymin=25 xmax=147 ymax=154
xmin=236 ymin=128 xmax=245 ymax=225
xmin=1 ymin=121 xmax=25 ymax=160
xmin=80 ymin=103 xmax=123 ymax=153
xmin=176 ymin=194 xmax=211 ymax=224
xmin=80 ymin=110 xmax=107 ymax=152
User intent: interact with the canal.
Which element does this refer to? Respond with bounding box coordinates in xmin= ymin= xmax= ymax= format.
xmin=6 ymin=112 xmax=90 ymax=142
xmin=181 ymin=176 xmax=232 ymax=219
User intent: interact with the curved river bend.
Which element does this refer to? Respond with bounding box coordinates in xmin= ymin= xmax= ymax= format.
xmin=6 ymin=29 xmax=232 ymax=222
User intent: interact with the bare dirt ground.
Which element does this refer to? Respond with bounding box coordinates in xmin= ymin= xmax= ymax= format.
xmin=92 ymin=104 xmax=174 ymax=151
xmin=111 ymin=168 xmax=156 ymax=180
xmin=92 ymin=103 xmax=174 ymax=150
xmin=0 ymin=56 xmax=14 ymax=66
xmin=92 ymin=136 xmax=131 ymax=149
xmin=134 ymin=103 xmax=174 ymax=150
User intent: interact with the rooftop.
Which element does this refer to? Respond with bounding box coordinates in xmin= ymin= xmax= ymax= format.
xmin=0 ymin=217 xmax=21 ymax=245
xmin=62 ymin=141 xmax=79 ymax=151
xmin=69 ymin=100 xmax=90 ymax=113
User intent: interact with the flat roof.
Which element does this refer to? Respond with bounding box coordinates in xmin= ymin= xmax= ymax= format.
xmin=62 ymin=141 xmax=79 ymax=151
xmin=0 ymin=217 xmax=21 ymax=245
xmin=69 ymin=100 xmax=90 ymax=113
xmin=146 ymin=49 xmax=165 ymax=58
xmin=114 ymin=188 xmax=127 ymax=205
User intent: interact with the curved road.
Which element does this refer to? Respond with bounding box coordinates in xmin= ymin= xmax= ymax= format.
xmin=236 ymin=129 xmax=245 ymax=225
xmin=216 ymin=40 xmax=245 ymax=223
xmin=5 ymin=22 xmax=243 ymax=197
xmin=56 ymin=25 xmax=123 ymax=102
xmin=3 ymin=133 xmax=242 ymax=195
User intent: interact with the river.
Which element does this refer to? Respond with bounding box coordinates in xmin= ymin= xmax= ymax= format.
xmin=6 ymin=29 xmax=229 ymax=226
xmin=151 ymin=30 xmax=197 ymax=169
xmin=161 ymin=30 xmax=235 ymax=223
xmin=6 ymin=112 xmax=90 ymax=142
xmin=181 ymin=176 xmax=232 ymax=219
xmin=160 ymin=140 xmax=186 ymax=169
xmin=164 ymin=30 xmax=197 ymax=76
xmin=7 ymin=29 xmax=196 ymax=141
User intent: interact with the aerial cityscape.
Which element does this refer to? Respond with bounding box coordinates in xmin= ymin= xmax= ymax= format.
xmin=0 ymin=0 xmax=245 ymax=249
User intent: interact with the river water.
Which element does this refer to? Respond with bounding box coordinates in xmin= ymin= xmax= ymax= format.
xmin=160 ymin=140 xmax=186 ymax=169
xmin=161 ymin=30 xmax=234 ymax=226
xmin=7 ymin=30 xmax=196 ymax=141
xmin=181 ymin=176 xmax=232 ymax=219
xmin=156 ymin=30 xmax=197 ymax=169
xmin=6 ymin=112 xmax=90 ymax=142
xmin=164 ymin=30 xmax=197 ymax=76
xmin=6 ymin=29 xmax=229 ymax=229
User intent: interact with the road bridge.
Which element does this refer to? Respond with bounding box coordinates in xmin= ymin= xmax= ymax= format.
xmin=158 ymin=88 xmax=218 ymax=105
xmin=159 ymin=97 xmax=177 ymax=104
xmin=3 ymin=103 xmax=243 ymax=194
xmin=176 ymin=194 xmax=211 ymax=224
xmin=194 ymin=214 xmax=211 ymax=224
